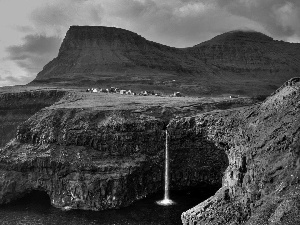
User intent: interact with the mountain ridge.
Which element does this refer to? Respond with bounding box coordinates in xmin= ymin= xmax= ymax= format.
xmin=30 ymin=26 xmax=300 ymax=96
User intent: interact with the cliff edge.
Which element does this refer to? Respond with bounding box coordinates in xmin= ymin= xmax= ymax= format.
xmin=179 ymin=78 xmax=300 ymax=224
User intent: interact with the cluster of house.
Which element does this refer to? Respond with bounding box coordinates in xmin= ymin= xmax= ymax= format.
xmin=86 ymin=87 xmax=182 ymax=97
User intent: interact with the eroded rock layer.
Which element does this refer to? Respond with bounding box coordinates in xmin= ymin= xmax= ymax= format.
xmin=1 ymin=79 xmax=299 ymax=224
xmin=180 ymin=78 xmax=300 ymax=224
xmin=0 ymin=101 xmax=227 ymax=210
xmin=0 ymin=89 xmax=66 ymax=147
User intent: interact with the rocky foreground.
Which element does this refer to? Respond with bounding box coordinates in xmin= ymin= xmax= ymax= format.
xmin=0 ymin=78 xmax=299 ymax=224
xmin=0 ymin=89 xmax=252 ymax=211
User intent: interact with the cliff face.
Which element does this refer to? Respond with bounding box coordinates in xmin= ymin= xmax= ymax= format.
xmin=0 ymin=79 xmax=299 ymax=222
xmin=180 ymin=78 xmax=300 ymax=224
xmin=32 ymin=26 xmax=208 ymax=92
xmin=30 ymin=26 xmax=300 ymax=96
xmin=0 ymin=93 xmax=231 ymax=210
xmin=0 ymin=89 xmax=66 ymax=147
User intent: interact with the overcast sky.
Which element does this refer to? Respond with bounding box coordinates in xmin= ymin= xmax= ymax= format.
xmin=0 ymin=0 xmax=300 ymax=87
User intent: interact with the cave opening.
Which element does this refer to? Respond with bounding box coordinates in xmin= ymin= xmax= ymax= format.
xmin=167 ymin=129 xmax=229 ymax=207
xmin=7 ymin=190 xmax=51 ymax=208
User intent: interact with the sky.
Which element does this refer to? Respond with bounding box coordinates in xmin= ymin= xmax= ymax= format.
xmin=0 ymin=0 xmax=300 ymax=87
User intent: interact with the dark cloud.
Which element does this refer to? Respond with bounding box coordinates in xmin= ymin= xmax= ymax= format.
xmin=6 ymin=34 xmax=62 ymax=74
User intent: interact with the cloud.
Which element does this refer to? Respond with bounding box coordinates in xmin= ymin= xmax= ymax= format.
xmin=30 ymin=0 xmax=103 ymax=36
xmin=214 ymin=0 xmax=300 ymax=40
xmin=6 ymin=34 xmax=62 ymax=74
xmin=0 ymin=67 xmax=33 ymax=87
xmin=98 ymin=0 xmax=265 ymax=47
xmin=15 ymin=25 xmax=35 ymax=33
xmin=26 ymin=0 xmax=300 ymax=48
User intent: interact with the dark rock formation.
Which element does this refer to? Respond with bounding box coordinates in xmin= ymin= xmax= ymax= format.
xmin=0 ymin=89 xmax=66 ymax=147
xmin=0 ymin=96 xmax=229 ymax=210
xmin=180 ymin=78 xmax=300 ymax=224
xmin=0 ymin=78 xmax=299 ymax=224
xmin=30 ymin=26 xmax=300 ymax=96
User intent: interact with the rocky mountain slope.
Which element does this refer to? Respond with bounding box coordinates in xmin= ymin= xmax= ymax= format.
xmin=30 ymin=26 xmax=300 ymax=96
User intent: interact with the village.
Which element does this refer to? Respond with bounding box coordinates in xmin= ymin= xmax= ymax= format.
xmin=86 ymin=87 xmax=183 ymax=97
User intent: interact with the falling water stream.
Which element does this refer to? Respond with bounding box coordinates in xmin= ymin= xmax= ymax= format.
xmin=156 ymin=130 xmax=175 ymax=206
xmin=0 ymin=130 xmax=221 ymax=224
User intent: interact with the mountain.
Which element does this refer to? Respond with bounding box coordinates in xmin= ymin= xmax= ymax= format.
xmin=30 ymin=26 xmax=300 ymax=96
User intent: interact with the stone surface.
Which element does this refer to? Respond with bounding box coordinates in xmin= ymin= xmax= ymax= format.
xmin=0 ymin=88 xmax=66 ymax=147
xmin=1 ymin=78 xmax=299 ymax=224
xmin=180 ymin=78 xmax=300 ymax=224
xmin=0 ymin=91 xmax=247 ymax=211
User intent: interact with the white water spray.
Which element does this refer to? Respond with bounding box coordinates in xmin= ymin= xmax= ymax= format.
xmin=157 ymin=130 xmax=175 ymax=206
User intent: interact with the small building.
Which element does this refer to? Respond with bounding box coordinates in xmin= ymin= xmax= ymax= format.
xmin=92 ymin=88 xmax=98 ymax=93
xmin=126 ymin=90 xmax=132 ymax=95
xmin=120 ymin=90 xmax=126 ymax=95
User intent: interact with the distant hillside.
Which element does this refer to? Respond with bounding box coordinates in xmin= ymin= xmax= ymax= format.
xmin=30 ymin=26 xmax=300 ymax=96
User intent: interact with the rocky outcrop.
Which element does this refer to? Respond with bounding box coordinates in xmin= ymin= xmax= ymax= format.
xmin=30 ymin=26 xmax=300 ymax=96
xmin=1 ymin=78 xmax=299 ymax=223
xmin=180 ymin=78 xmax=300 ymax=224
xmin=0 ymin=99 xmax=227 ymax=210
xmin=0 ymin=89 xmax=66 ymax=147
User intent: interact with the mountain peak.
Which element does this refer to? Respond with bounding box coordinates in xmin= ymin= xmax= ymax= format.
xmin=31 ymin=26 xmax=300 ymax=97
xmin=195 ymin=30 xmax=273 ymax=47
xmin=58 ymin=25 xmax=147 ymax=52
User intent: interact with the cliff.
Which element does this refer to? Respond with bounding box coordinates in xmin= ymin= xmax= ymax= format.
xmin=180 ymin=78 xmax=300 ymax=224
xmin=0 ymin=78 xmax=299 ymax=223
xmin=30 ymin=26 xmax=300 ymax=97
xmin=0 ymin=91 xmax=250 ymax=210
xmin=0 ymin=88 xmax=66 ymax=147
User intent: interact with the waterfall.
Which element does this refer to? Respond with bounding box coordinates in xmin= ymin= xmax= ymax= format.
xmin=157 ymin=130 xmax=175 ymax=206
